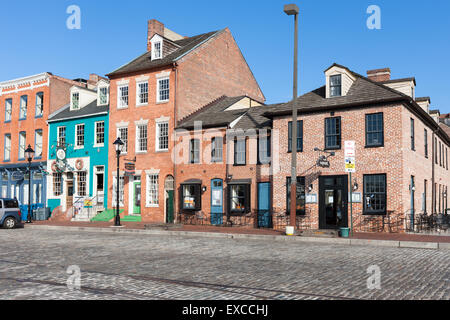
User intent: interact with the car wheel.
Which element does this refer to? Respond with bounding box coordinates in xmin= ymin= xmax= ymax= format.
xmin=3 ymin=217 xmax=16 ymax=229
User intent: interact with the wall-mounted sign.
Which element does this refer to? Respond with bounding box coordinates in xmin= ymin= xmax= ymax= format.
xmin=12 ymin=171 xmax=24 ymax=181
xmin=349 ymin=192 xmax=362 ymax=203
xmin=124 ymin=162 xmax=136 ymax=176
xmin=306 ymin=194 xmax=318 ymax=204
xmin=344 ymin=141 xmax=356 ymax=158
xmin=345 ymin=157 xmax=356 ymax=173
xmin=317 ymin=156 xmax=330 ymax=168
xmin=56 ymin=147 xmax=66 ymax=161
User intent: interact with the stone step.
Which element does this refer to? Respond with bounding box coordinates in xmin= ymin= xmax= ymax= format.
xmin=299 ymin=229 xmax=339 ymax=238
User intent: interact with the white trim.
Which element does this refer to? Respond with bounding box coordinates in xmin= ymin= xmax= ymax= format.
xmin=151 ymin=35 xmax=163 ymax=61
xmin=74 ymin=123 xmax=85 ymax=150
xmin=156 ymin=121 xmax=169 ymax=152
xmin=97 ymin=85 xmax=109 ymax=106
xmin=135 ymin=76 xmax=150 ymax=82
xmin=155 ymin=116 xmax=170 ymax=123
xmin=145 ymin=169 xmax=160 ymax=174
xmin=136 ymin=80 xmax=149 ymax=107
xmin=117 ymin=84 xmax=129 ymax=109
xmin=116 ymin=126 xmax=128 ymax=155
xmin=117 ymin=79 xmax=129 ymax=86
xmin=156 ymin=71 xmax=171 ymax=79
xmin=93 ymin=121 xmax=105 ymax=148
xmin=134 ymin=118 xmax=149 ymax=126
xmin=0 ymin=73 xmax=50 ymax=96
xmin=145 ymin=173 xmax=159 ymax=208
xmin=116 ymin=121 xmax=129 ymax=128
xmin=156 ymin=77 xmax=170 ymax=103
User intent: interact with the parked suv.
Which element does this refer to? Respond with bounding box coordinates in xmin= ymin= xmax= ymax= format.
xmin=0 ymin=198 xmax=22 ymax=229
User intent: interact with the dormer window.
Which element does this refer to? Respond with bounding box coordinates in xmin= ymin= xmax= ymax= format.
xmin=152 ymin=41 xmax=162 ymax=60
xmin=330 ymin=75 xmax=342 ymax=97
xmin=98 ymin=87 xmax=109 ymax=105
xmin=72 ymin=92 xmax=80 ymax=110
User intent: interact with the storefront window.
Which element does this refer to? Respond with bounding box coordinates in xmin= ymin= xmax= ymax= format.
xmin=286 ymin=177 xmax=306 ymax=215
xmin=182 ymin=184 xmax=201 ymax=211
xmin=230 ymin=184 xmax=250 ymax=214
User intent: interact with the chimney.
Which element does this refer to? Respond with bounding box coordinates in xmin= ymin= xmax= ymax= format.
xmin=147 ymin=19 xmax=164 ymax=51
xmin=367 ymin=68 xmax=391 ymax=82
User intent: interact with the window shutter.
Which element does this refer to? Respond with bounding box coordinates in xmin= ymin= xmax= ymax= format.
xmin=244 ymin=184 xmax=251 ymax=213
xmin=195 ymin=185 xmax=202 ymax=211
xmin=288 ymin=122 xmax=292 ymax=152
xmin=179 ymin=186 xmax=184 ymax=211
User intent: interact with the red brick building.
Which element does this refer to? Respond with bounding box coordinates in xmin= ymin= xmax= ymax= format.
xmin=0 ymin=73 xmax=82 ymax=215
xmin=175 ymin=96 xmax=275 ymax=228
xmin=106 ymin=20 xmax=265 ymax=223
xmin=267 ymin=64 xmax=449 ymax=232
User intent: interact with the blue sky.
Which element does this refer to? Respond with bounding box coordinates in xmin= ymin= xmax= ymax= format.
xmin=1 ymin=0 xmax=449 ymax=113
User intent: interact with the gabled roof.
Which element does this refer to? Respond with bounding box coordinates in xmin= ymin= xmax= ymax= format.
xmin=177 ymin=96 xmax=272 ymax=131
xmin=48 ymin=100 xmax=109 ymax=123
xmin=107 ymin=30 xmax=222 ymax=77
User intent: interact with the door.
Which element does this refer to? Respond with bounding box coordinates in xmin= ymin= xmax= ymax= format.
xmin=133 ymin=181 xmax=141 ymax=214
xmin=96 ymin=172 xmax=105 ymax=205
xmin=258 ymin=182 xmax=272 ymax=228
xmin=67 ymin=181 xmax=74 ymax=209
xmin=166 ymin=190 xmax=174 ymax=224
xmin=211 ymin=179 xmax=223 ymax=225
xmin=319 ymin=176 xmax=348 ymax=229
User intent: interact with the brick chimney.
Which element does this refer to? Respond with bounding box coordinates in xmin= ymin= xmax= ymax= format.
xmin=367 ymin=68 xmax=391 ymax=82
xmin=147 ymin=19 xmax=164 ymax=51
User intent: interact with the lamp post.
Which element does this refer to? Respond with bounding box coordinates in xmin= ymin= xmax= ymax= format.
xmin=24 ymin=145 xmax=35 ymax=224
xmin=284 ymin=3 xmax=300 ymax=232
xmin=113 ymin=138 xmax=124 ymax=227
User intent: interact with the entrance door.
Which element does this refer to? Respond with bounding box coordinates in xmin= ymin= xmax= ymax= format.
xmin=166 ymin=190 xmax=174 ymax=223
xmin=132 ymin=181 xmax=141 ymax=214
xmin=258 ymin=182 xmax=272 ymax=228
xmin=211 ymin=179 xmax=223 ymax=225
xmin=319 ymin=176 xmax=348 ymax=229
xmin=67 ymin=181 xmax=74 ymax=209
xmin=95 ymin=169 xmax=105 ymax=205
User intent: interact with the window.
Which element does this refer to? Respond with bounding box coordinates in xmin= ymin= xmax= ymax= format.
xmin=77 ymin=172 xmax=87 ymax=196
xmin=35 ymin=130 xmax=43 ymax=158
xmin=330 ymin=75 xmax=342 ymax=97
xmin=157 ymin=78 xmax=170 ymax=102
xmin=137 ymin=82 xmax=149 ymax=105
xmin=258 ymin=135 xmax=271 ymax=164
xmin=4 ymin=134 xmax=11 ymax=161
xmin=53 ymin=173 xmax=62 ymax=196
xmin=211 ymin=137 xmax=223 ymax=163
xmin=439 ymin=142 xmax=442 ymax=167
xmin=99 ymin=87 xmax=108 ymax=105
xmin=112 ymin=176 xmax=125 ymax=206
xmin=5 ymin=99 xmax=12 ymax=122
xmin=446 ymin=147 xmax=448 ymax=170
xmin=152 ymin=41 xmax=162 ymax=60
xmin=182 ymin=184 xmax=201 ymax=210
xmin=95 ymin=121 xmax=105 ymax=146
xmin=366 ymin=113 xmax=384 ymax=147
xmin=286 ymin=177 xmax=306 ymax=215
xmin=117 ymin=127 xmax=128 ymax=153
xmin=118 ymin=85 xmax=129 ymax=108
xmin=435 ymin=138 xmax=438 ymax=164
xmin=410 ymin=118 xmax=415 ymax=151
xmin=136 ymin=125 xmax=148 ymax=153
xmin=424 ymin=129 xmax=428 ymax=158
xmin=157 ymin=122 xmax=169 ymax=151
xmin=288 ymin=121 xmax=303 ymax=152
xmin=190 ymin=139 xmax=200 ymax=164
xmin=234 ymin=137 xmax=246 ymax=165
xmin=146 ymin=174 xmax=159 ymax=206
xmin=76 ymin=124 xmax=85 ymax=148
xmin=35 ymin=92 xmax=44 ymax=117
xmin=57 ymin=127 xmax=66 ymax=147
xmin=325 ymin=117 xmax=341 ymax=149
xmin=364 ymin=174 xmax=387 ymax=215
xmin=72 ymin=92 xmax=79 ymax=110
xmin=19 ymin=95 xmax=27 ymax=119
xmin=424 ymin=180 xmax=428 ymax=214
xmin=230 ymin=184 xmax=250 ymax=214
xmin=18 ymin=132 xmax=26 ymax=160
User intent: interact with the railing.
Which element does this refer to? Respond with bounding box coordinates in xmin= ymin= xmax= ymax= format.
xmin=69 ymin=195 xmax=102 ymax=221
xmin=272 ymin=211 xmax=315 ymax=232
xmin=405 ymin=213 xmax=449 ymax=233
xmin=177 ymin=211 xmax=257 ymax=228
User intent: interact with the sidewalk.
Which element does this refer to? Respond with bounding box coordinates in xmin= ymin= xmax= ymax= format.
xmin=27 ymin=221 xmax=450 ymax=250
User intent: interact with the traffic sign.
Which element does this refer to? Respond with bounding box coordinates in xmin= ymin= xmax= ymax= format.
xmin=344 ymin=141 xmax=356 ymax=158
xmin=345 ymin=157 xmax=356 ymax=173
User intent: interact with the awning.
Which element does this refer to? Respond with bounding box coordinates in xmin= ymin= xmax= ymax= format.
xmin=180 ymin=179 xmax=202 ymax=185
xmin=227 ymin=179 xmax=252 ymax=185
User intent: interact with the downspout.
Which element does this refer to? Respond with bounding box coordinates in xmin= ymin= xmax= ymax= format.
xmin=225 ymin=125 xmax=231 ymax=225
xmin=432 ymin=131 xmax=436 ymax=215
xmin=172 ymin=63 xmax=178 ymax=223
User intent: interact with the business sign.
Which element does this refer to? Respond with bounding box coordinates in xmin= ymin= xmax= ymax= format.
xmin=344 ymin=141 xmax=356 ymax=158
xmin=124 ymin=162 xmax=136 ymax=176
xmin=317 ymin=156 xmax=330 ymax=168
xmin=345 ymin=157 xmax=356 ymax=173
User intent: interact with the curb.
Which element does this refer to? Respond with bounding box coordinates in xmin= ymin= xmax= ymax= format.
xmin=25 ymin=225 xmax=449 ymax=250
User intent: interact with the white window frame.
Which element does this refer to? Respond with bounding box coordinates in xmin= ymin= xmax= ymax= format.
xmin=5 ymin=99 xmax=12 ymax=122
xmin=152 ymin=40 xmax=162 ymax=60
xmin=19 ymin=95 xmax=27 ymax=119
xmin=146 ymin=174 xmax=159 ymax=207
xmin=4 ymin=134 xmax=11 ymax=161
xmin=75 ymin=123 xmax=85 ymax=149
xmin=98 ymin=86 xmax=109 ymax=106
xmin=34 ymin=130 xmax=43 ymax=158
xmin=71 ymin=92 xmax=80 ymax=110
xmin=77 ymin=171 xmax=87 ymax=197
xmin=117 ymin=85 xmax=129 ymax=109
xmin=57 ymin=126 xmax=66 ymax=147
xmin=117 ymin=126 xmax=128 ymax=155
xmin=94 ymin=121 xmax=105 ymax=147
xmin=136 ymin=81 xmax=149 ymax=106
xmin=157 ymin=77 xmax=170 ymax=103
xmin=156 ymin=121 xmax=169 ymax=152
xmin=18 ymin=132 xmax=26 ymax=160
xmin=136 ymin=124 xmax=148 ymax=154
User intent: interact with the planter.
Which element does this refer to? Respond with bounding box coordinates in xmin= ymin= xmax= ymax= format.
xmin=340 ymin=227 xmax=350 ymax=238
xmin=286 ymin=226 xmax=295 ymax=236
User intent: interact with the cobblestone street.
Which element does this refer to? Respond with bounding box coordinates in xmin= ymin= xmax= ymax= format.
xmin=0 ymin=229 xmax=449 ymax=300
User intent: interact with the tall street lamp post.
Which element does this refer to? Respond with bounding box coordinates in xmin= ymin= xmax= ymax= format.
xmin=284 ymin=3 xmax=300 ymax=231
xmin=113 ymin=138 xmax=124 ymax=227
xmin=25 ymin=145 xmax=35 ymax=224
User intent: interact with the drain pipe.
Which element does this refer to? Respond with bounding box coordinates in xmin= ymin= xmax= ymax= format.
xmin=172 ymin=62 xmax=178 ymax=223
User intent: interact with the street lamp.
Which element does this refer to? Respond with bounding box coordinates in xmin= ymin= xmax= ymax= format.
xmin=284 ymin=3 xmax=300 ymax=232
xmin=24 ymin=145 xmax=35 ymax=224
xmin=113 ymin=138 xmax=124 ymax=227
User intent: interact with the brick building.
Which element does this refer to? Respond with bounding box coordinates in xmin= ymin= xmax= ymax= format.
xmin=105 ymin=19 xmax=265 ymax=223
xmin=175 ymin=96 xmax=276 ymax=228
xmin=0 ymin=73 xmax=82 ymax=220
xmin=266 ymin=64 xmax=449 ymax=232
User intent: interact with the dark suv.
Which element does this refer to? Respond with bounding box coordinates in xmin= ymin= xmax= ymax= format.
xmin=0 ymin=198 xmax=22 ymax=229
